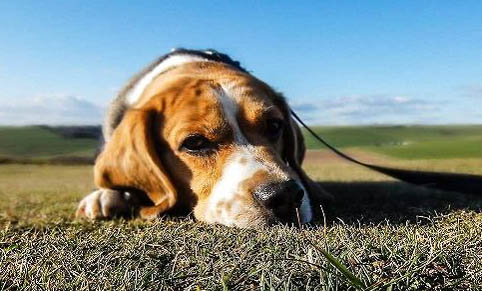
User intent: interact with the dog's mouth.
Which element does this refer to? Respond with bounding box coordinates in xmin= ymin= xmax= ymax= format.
xmin=237 ymin=206 xmax=305 ymax=229
xmin=229 ymin=193 xmax=307 ymax=228
xmin=265 ymin=204 xmax=305 ymax=226
xmin=118 ymin=185 xmax=308 ymax=227
xmin=273 ymin=206 xmax=304 ymax=225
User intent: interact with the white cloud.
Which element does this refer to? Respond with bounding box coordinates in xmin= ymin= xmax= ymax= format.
xmin=1 ymin=92 xmax=480 ymax=126
xmin=392 ymin=96 xmax=410 ymax=103
xmin=289 ymin=94 xmax=481 ymax=125
xmin=459 ymin=84 xmax=482 ymax=99
xmin=0 ymin=95 xmax=104 ymax=125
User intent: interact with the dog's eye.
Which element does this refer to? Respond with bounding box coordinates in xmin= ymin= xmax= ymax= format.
xmin=266 ymin=118 xmax=284 ymax=140
xmin=180 ymin=134 xmax=215 ymax=154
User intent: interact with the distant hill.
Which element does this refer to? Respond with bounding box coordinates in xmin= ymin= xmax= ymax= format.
xmin=0 ymin=125 xmax=101 ymax=164
xmin=303 ymin=125 xmax=482 ymax=159
xmin=0 ymin=125 xmax=481 ymax=164
xmin=40 ymin=125 xmax=102 ymax=139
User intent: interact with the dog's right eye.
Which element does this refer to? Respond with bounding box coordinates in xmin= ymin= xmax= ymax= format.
xmin=265 ymin=118 xmax=284 ymax=141
xmin=180 ymin=134 xmax=215 ymax=154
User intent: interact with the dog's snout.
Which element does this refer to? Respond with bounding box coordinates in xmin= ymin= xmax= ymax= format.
xmin=253 ymin=180 xmax=304 ymax=212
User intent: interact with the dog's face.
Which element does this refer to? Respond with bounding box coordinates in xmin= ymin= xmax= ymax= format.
xmin=157 ymin=67 xmax=310 ymax=227
xmin=95 ymin=60 xmax=325 ymax=228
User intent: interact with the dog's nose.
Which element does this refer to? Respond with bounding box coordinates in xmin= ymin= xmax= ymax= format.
xmin=253 ymin=180 xmax=304 ymax=214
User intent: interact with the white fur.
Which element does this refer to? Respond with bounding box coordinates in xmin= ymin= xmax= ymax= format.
xmin=205 ymin=89 xmax=262 ymax=226
xmin=205 ymin=150 xmax=267 ymax=226
xmin=78 ymin=190 xmax=103 ymax=219
xmin=126 ymin=54 xmax=208 ymax=104
xmin=216 ymin=87 xmax=247 ymax=143
xmin=205 ymin=148 xmax=312 ymax=226
xmin=207 ymin=86 xmax=313 ymax=226
xmin=76 ymin=189 xmax=128 ymax=219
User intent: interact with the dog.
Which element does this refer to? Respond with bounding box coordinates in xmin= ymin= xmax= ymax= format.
xmin=76 ymin=49 xmax=332 ymax=228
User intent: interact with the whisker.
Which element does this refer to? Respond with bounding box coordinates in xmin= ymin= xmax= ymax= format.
xmin=295 ymin=207 xmax=302 ymax=228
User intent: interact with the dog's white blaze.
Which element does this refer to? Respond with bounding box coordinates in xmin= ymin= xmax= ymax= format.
xmin=126 ymin=54 xmax=208 ymax=104
xmin=207 ymin=88 xmax=259 ymax=226
xmin=216 ymin=87 xmax=247 ymax=143
xmin=206 ymin=150 xmax=267 ymax=226
xmin=212 ymin=86 xmax=313 ymax=225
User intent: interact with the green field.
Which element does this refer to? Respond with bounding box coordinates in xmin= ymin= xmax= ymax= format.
xmin=1 ymin=125 xmax=482 ymax=290
xmin=1 ymin=125 xmax=481 ymax=164
xmin=0 ymin=126 xmax=98 ymax=163
xmin=1 ymin=159 xmax=481 ymax=290
xmin=303 ymin=125 xmax=482 ymax=159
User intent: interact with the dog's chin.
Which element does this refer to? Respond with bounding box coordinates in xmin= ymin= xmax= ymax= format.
xmin=232 ymin=213 xmax=277 ymax=229
xmin=197 ymin=210 xmax=302 ymax=229
xmin=193 ymin=198 xmax=306 ymax=228
xmin=194 ymin=205 xmax=271 ymax=229
xmin=229 ymin=213 xmax=303 ymax=229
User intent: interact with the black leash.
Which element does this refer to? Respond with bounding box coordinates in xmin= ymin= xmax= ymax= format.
xmin=291 ymin=110 xmax=482 ymax=195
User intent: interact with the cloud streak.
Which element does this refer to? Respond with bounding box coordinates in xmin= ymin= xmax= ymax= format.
xmin=0 ymin=92 xmax=480 ymax=126
xmin=0 ymin=95 xmax=103 ymax=125
xmin=290 ymin=94 xmax=481 ymax=125
xmin=459 ymin=84 xmax=482 ymax=99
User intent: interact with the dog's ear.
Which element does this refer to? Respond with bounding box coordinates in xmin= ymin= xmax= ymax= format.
xmin=94 ymin=109 xmax=177 ymax=219
xmin=277 ymin=97 xmax=334 ymax=205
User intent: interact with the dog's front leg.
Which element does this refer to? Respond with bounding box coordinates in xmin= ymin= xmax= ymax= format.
xmin=76 ymin=189 xmax=134 ymax=219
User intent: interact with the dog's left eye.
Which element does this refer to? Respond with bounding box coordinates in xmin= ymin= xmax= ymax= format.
xmin=180 ymin=134 xmax=215 ymax=154
xmin=266 ymin=118 xmax=284 ymax=140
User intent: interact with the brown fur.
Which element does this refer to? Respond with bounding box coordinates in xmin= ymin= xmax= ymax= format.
xmin=77 ymin=60 xmax=333 ymax=225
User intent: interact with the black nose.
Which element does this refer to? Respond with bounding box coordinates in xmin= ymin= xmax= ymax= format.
xmin=253 ymin=180 xmax=304 ymax=214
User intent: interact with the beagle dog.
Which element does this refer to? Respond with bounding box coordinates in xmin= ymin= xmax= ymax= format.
xmin=76 ymin=49 xmax=332 ymax=228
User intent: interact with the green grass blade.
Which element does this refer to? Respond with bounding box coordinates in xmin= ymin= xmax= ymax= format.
xmin=319 ymin=249 xmax=366 ymax=290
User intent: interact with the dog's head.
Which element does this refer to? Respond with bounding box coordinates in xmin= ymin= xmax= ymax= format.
xmin=94 ymin=50 xmax=331 ymax=228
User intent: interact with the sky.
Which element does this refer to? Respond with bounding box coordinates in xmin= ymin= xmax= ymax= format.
xmin=0 ymin=1 xmax=481 ymax=125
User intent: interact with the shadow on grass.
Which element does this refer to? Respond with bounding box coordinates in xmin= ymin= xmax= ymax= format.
xmin=314 ymin=181 xmax=482 ymax=226
xmin=101 ymin=181 xmax=482 ymax=227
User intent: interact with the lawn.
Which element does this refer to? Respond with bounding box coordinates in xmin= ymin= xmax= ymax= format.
xmin=1 ymin=125 xmax=482 ymax=163
xmin=1 ymin=154 xmax=481 ymax=290
xmin=0 ymin=126 xmax=98 ymax=163
xmin=303 ymin=125 xmax=482 ymax=159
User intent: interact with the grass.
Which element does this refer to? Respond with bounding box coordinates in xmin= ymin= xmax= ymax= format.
xmin=0 ymin=126 xmax=98 ymax=163
xmin=303 ymin=125 xmax=482 ymax=159
xmin=368 ymin=137 xmax=482 ymax=160
xmin=1 ymin=155 xmax=481 ymax=290
xmin=1 ymin=125 xmax=482 ymax=163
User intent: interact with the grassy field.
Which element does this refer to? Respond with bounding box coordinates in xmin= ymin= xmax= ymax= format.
xmin=303 ymin=125 xmax=482 ymax=159
xmin=1 ymin=125 xmax=482 ymax=163
xmin=1 ymin=125 xmax=481 ymax=290
xmin=0 ymin=126 xmax=99 ymax=164
xmin=1 ymin=154 xmax=481 ymax=290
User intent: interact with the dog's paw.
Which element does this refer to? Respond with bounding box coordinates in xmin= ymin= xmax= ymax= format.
xmin=76 ymin=189 xmax=130 ymax=219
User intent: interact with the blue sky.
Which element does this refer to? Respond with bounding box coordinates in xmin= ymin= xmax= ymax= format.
xmin=1 ymin=1 xmax=481 ymax=125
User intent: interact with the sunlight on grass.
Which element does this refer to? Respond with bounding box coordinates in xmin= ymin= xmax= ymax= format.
xmin=1 ymin=159 xmax=481 ymax=289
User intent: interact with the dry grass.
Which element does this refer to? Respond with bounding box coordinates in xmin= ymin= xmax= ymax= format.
xmin=1 ymin=153 xmax=481 ymax=290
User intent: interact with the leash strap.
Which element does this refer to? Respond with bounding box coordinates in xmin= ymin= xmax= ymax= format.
xmin=291 ymin=110 xmax=482 ymax=195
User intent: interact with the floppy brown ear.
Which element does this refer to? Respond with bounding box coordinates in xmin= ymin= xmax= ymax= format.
xmin=278 ymin=98 xmax=334 ymax=206
xmin=94 ymin=109 xmax=177 ymax=220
